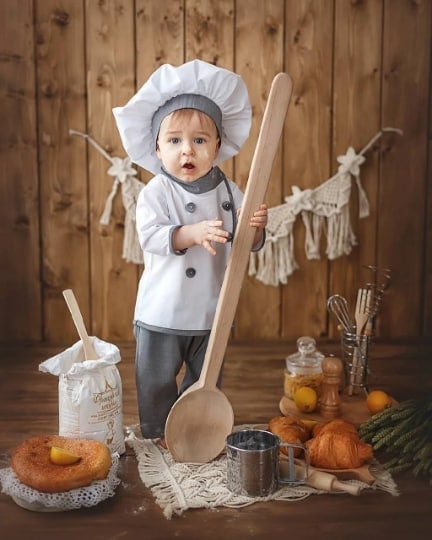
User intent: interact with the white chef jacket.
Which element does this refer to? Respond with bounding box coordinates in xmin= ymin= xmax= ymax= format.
xmin=134 ymin=167 xmax=244 ymax=333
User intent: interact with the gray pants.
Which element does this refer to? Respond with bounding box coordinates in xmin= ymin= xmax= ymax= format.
xmin=134 ymin=324 xmax=222 ymax=439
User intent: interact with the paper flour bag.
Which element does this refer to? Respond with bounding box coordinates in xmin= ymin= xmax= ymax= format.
xmin=39 ymin=337 xmax=125 ymax=455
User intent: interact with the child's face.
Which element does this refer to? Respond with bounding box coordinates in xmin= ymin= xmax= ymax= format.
xmin=156 ymin=109 xmax=220 ymax=182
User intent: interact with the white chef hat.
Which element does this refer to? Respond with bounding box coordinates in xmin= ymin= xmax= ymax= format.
xmin=112 ymin=59 xmax=251 ymax=174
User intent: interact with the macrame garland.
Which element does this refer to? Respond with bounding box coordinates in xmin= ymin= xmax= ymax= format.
xmin=69 ymin=127 xmax=402 ymax=277
xmin=69 ymin=129 xmax=145 ymax=265
xmin=249 ymin=127 xmax=403 ymax=287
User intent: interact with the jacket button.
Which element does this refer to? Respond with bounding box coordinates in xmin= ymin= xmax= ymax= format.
xmin=185 ymin=202 xmax=196 ymax=213
xmin=185 ymin=267 xmax=196 ymax=278
xmin=222 ymin=200 xmax=232 ymax=211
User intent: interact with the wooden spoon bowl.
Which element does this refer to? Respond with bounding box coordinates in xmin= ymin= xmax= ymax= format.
xmin=165 ymin=388 xmax=233 ymax=463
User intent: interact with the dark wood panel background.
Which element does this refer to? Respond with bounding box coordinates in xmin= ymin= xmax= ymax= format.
xmin=1 ymin=0 xmax=431 ymax=344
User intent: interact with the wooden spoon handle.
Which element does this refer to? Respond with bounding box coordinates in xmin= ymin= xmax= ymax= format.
xmin=62 ymin=289 xmax=98 ymax=360
xmin=200 ymin=73 xmax=292 ymax=388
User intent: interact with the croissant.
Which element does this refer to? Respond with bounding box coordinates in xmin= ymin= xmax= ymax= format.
xmin=312 ymin=418 xmax=359 ymax=438
xmin=306 ymin=429 xmax=373 ymax=469
xmin=268 ymin=416 xmax=309 ymax=457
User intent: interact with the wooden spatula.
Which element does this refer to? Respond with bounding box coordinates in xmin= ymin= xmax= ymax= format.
xmin=165 ymin=72 xmax=293 ymax=463
xmin=62 ymin=289 xmax=98 ymax=361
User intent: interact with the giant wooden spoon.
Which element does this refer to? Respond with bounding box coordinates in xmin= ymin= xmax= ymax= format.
xmin=62 ymin=289 xmax=98 ymax=360
xmin=165 ymin=73 xmax=293 ymax=463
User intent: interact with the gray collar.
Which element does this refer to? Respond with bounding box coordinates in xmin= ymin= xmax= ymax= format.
xmin=161 ymin=166 xmax=226 ymax=194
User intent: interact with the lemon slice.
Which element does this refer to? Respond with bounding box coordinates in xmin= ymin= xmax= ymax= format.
xmin=50 ymin=446 xmax=81 ymax=465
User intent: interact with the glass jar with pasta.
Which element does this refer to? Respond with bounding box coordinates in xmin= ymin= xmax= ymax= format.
xmin=284 ymin=336 xmax=324 ymax=400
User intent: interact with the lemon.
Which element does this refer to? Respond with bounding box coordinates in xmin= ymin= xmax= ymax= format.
xmin=294 ymin=386 xmax=318 ymax=413
xmin=50 ymin=446 xmax=81 ymax=466
xmin=366 ymin=390 xmax=393 ymax=415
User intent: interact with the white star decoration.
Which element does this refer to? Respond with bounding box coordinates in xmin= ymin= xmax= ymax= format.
xmin=285 ymin=185 xmax=314 ymax=213
xmin=107 ymin=157 xmax=137 ymax=183
xmin=337 ymin=147 xmax=366 ymax=176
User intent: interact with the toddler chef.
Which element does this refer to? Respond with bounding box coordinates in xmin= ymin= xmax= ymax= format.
xmin=113 ymin=59 xmax=267 ymax=444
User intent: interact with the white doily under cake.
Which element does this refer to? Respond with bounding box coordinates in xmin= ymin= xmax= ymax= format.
xmin=0 ymin=454 xmax=120 ymax=512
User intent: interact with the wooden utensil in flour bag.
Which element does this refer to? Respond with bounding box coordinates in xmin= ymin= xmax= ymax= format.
xmin=39 ymin=290 xmax=125 ymax=455
xmin=165 ymin=73 xmax=293 ymax=463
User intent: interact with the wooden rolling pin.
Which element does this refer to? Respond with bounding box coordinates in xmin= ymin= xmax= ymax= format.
xmin=280 ymin=460 xmax=361 ymax=495
xmin=297 ymin=464 xmax=361 ymax=495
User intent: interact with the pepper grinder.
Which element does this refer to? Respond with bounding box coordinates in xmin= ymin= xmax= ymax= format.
xmin=319 ymin=355 xmax=343 ymax=419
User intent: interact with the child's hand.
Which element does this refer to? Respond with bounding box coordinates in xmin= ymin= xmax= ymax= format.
xmin=249 ymin=204 xmax=268 ymax=230
xmin=172 ymin=218 xmax=230 ymax=255
xmin=236 ymin=204 xmax=267 ymax=249
xmin=236 ymin=204 xmax=268 ymax=229
xmin=194 ymin=218 xmax=230 ymax=256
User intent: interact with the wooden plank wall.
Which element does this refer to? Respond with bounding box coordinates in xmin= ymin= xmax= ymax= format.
xmin=1 ymin=0 xmax=431 ymax=345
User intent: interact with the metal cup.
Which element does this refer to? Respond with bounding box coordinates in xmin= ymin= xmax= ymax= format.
xmin=226 ymin=429 xmax=309 ymax=497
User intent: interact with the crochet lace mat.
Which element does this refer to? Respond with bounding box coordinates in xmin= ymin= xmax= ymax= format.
xmin=125 ymin=425 xmax=399 ymax=520
xmin=0 ymin=454 xmax=120 ymax=512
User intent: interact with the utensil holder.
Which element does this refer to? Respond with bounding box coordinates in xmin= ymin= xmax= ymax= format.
xmin=340 ymin=330 xmax=371 ymax=395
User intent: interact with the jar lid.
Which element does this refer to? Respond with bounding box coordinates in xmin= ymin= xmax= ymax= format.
xmin=285 ymin=336 xmax=324 ymax=372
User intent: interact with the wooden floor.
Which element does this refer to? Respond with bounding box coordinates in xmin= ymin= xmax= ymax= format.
xmin=1 ymin=339 xmax=431 ymax=540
